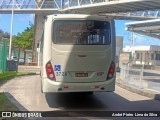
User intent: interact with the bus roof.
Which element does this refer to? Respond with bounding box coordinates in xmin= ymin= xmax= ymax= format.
xmin=47 ymin=14 xmax=111 ymax=21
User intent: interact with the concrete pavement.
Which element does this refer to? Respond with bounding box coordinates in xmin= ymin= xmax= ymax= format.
xmin=0 ymin=75 xmax=160 ymax=112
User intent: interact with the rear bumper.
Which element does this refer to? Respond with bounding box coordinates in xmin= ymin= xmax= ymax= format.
xmin=42 ymin=78 xmax=115 ymax=93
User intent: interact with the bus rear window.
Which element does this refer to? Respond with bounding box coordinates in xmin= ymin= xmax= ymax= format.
xmin=53 ymin=20 xmax=111 ymax=45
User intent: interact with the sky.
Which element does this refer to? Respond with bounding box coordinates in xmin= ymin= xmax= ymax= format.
xmin=115 ymin=20 xmax=160 ymax=47
xmin=0 ymin=14 xmax=160 ymax=47
xmin=0 ymin=14 xmax=34 ymax=35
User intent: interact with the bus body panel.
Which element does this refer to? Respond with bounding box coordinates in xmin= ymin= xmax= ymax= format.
xmin=43 ymin=77 xmax=115 ymax=93
xmin=41 ymin=14 xmax=116 ymax=93
xmin=51 ymin=45 xmax=112 ymax=83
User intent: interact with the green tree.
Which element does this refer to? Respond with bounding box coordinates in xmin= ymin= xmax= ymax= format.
xmin=13 ymin=25 xmax=34 ymax=49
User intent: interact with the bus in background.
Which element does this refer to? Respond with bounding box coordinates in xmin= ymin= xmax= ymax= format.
xmin=40 ymin=14 xmax=116 ymax=93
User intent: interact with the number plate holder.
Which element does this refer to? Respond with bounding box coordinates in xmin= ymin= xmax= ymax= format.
xmin=75 ymin=73 xmax=88 ymax=77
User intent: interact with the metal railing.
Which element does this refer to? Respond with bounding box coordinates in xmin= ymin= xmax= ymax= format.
xmin=0 ymin=41 xmax=7 ymax=73
xmin=0 ymin=0 xmax=159 ymax=19
xmin=0 ymin=0 xmax=107 ymax=9
xmin=120 ymin=64 xmax=160 ymax=92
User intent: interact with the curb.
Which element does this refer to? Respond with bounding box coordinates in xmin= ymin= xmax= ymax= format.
xmin=1 ymin=73 xmax=39 ymax=120
xmin=4 ymin=92 xmax=30 ymax=120
xmin=4 ymin=92 xmax=28 ymax=111
xmin=116 ymin=79 xmax=160 ymax=101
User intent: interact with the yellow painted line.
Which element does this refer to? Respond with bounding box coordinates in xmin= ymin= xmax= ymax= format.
xmin=144 ymin=88 xmax=160 ymax=93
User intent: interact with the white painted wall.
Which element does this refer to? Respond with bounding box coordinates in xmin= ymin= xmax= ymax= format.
xmin=123 ymin=45 xmax=160 ymax=66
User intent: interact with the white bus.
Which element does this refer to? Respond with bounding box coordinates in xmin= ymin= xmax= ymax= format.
xmin=40 ymin=14 xmax=116 ymax=93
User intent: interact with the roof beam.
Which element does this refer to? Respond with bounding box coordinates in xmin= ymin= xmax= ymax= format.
xmin=0 ymin=0 xmax=160 ymax=16
xmin=127 ymin=30 xmax=160 ymax=40
xmin=126 ymin=19 xmax=160 ymax=40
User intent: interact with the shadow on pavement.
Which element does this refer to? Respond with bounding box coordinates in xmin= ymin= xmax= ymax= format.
xmin=45 ymin=91 xmax=160 ymax=111
xmin=44 ymin=91 xmax=160 ymax=120
xmin=45 ymin=92 xmax=106 ymax=110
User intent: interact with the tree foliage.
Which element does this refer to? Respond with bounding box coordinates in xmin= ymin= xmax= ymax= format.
xmin=13 ymin=25 xmax=34 ymax=49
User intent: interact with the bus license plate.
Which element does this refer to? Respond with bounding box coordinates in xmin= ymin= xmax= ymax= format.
xmin=75 ymin=73 xmax=88 ymax=77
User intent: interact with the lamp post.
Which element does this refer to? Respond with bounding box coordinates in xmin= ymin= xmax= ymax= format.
xmin=8 ymin=0 xmax=14 ymax=60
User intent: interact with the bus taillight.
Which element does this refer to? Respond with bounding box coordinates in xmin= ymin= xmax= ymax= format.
xmin=107 ymin=61 xmax=115 ymax=80
xmin=46 ymin=61 xmax=56 ymax=80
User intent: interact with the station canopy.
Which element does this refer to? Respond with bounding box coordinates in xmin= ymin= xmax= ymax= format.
xmin=66 ymin=0 xmax=160 ymax=14
xmin=125 ymin=19 xmax=160 ymax=40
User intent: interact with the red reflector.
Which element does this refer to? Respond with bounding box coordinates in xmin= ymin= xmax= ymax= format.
xmin=47 ymin=69 xmax=52 ymax=73
xmin=64 ymin=86 xmax=69 ymax=89
xmin=109 ymin=68 xmax=114 ymax=73
xmin=95 ymin=86 xmax=100 ymax=88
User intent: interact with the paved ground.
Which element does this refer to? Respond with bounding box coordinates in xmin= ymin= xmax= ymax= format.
xmin=1 ymin=75 xmax=160 ymax=111
xmin=0 ymin=75 xmax=160 ymax=119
